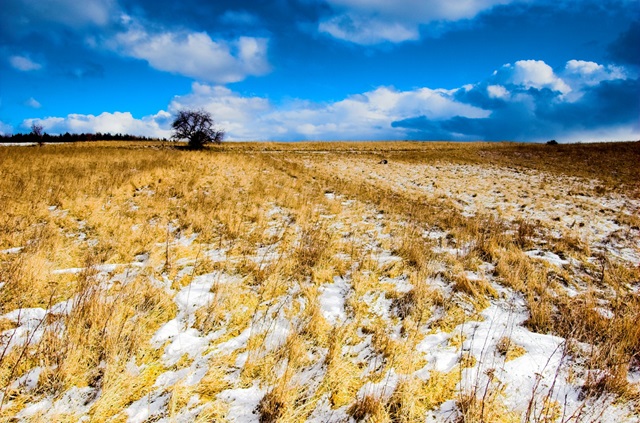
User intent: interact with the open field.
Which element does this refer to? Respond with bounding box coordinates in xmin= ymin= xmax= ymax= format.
xmin=1 ymin=141 xmax=639 ymax=422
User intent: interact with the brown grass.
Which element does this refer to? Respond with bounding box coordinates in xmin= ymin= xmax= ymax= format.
xmin=1 ymin=140 xmax=638 ymax=421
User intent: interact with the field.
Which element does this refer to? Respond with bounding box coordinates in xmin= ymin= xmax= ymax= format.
xmin=0 ymin=141 xmax=639 ymax=422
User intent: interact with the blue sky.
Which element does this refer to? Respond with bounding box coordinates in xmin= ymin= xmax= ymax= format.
xmin=1 ymin=0 xmax=639 ymax=142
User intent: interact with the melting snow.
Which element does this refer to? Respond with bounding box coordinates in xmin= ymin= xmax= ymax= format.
xmin=10 ymin=366 xmax=43 ymax=391
xmin=125 ymin=392 xmax=169 ymax=423
xmin=215 ymin=327 xmax=251 ymax=354
xmin=1 ymin=246 xmax=23 ymax=254
xmin=382 ymin=274 xmax=413 ymax=293
xmin=150 ymin=272 xmax=234 ymax=365
xmin=1 ymin=307 xmax=48 ymax=353
xmin=52 ymin=267 xmax=85 ymax=275
xmin=252 ymin=244 xmax=281 ymax=269
xmin=15 ymin=398 xmax=52 ymax=420
xmin=161 ymin=329 xmax=210 ymax=366
xmin=525 ymin=249 xmax=570 ymax=267
xmin=218 ymin=385 xmax=265 ymax=423
xmin=318 ymin=276 xmax=350 ymax=325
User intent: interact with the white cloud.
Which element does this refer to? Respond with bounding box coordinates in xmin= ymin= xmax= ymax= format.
xmin=9 ymin=55 xmax=42 ymax=71
xmin=111 ymin=24 xmax=270 ymax=83
xmin=491 ymin=59 xmax=629 ymax=101
xmin=319 ymin=0 xmax=515 ymax=44
xmin=487 ymin=84 xmax=509 ymax=99
xmin=499 ymin=60 xmax=571 ymax=94
xmin=25 ymin=97 xmax=41 ymax=108
xmin=23 ymin=83 xmax=487 ymax=141
xmin=19 ymin=58 xmax=638 ymax=143
xmin=26 ymin=111 xmax=172 ymax=138
xmin=563 ymin=60 xmax=627 ymax=86
xmin=168 ymin=83 xmax=272 ymax=140
xmin=168 ymin=83 xmax=488 ymax=140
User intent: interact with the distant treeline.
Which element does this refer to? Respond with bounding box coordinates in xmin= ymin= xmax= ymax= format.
xmin=0 ymin=132 xmax=164 ymax=143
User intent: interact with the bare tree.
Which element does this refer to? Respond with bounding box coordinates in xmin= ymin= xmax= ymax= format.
xmin=31 ymin=123 xmax=44 ymax=146
xmin=171 ymin=109 xmax=225 ymax=149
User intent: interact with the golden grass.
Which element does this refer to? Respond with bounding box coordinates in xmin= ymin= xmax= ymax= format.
xmin=1 ymin=140 xmax=638 ymax=421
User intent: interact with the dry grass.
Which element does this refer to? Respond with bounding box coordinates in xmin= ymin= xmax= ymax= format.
xmin=1 ymin=140 xmax=638 ymax=422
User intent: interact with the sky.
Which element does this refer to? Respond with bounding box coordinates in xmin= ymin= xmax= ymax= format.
xmin=1 ymin=0 xmax=639 ymax=142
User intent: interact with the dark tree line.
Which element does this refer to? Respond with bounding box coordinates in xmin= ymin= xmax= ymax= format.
xmin=0 ymin=131 xmax=162 ymax=144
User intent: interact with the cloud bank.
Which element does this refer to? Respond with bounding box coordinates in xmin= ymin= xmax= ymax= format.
xmin=26 ymin=111 xmax=172 ymax=138
xmin=25 ymin=58 xmax=639 ymax=143
xmin=395 ymin=59 xmax=639 ymax=142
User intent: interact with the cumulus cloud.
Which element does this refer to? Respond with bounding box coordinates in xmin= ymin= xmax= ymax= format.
xmin=487 ymin=85 xmax=509 ymax=99
xmin=26 ymin=111 xmax=172 ymax=138
xmin=4 ymin=1 xmax=271 ymax=84
xmin=25 ymin=82 xmax=486 ymax=141
xmin=319 ymin=0 xmax=515 ymax=44
xmin=111 ymin=23 xmax=270 ymax=83
xmin=19 ymin=59 xmax=639 ymax=143
xmin=563 ymin=60 xmax=627 ymax=87
xmin=395 ymin=59 xmax=639 ymax=142
xmin=324 ymin=0 xmax=513 ymax=22
xmin=9 ymin=55 xmax=42 ymax=71
xmin=497 ymin=60 xmax=571 ymax=94
xmin=167 ymin=83 xmax=271 ymax=140
xmin=166 ymin=83 xmax=488 ymax=140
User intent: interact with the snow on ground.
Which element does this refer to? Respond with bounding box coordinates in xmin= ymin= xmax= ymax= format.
xmin=0 ymin=308 xmax=48 ymax=354
xmin=13 ymin=386 xmax=98 ymax=422
xmin=3 ymin=157 xmax=638 ymax=422
xmin=126 ymin=392 xmax=169 ymax=423
xmin=381 ymin=274 xmax=413 ymax=293
xmin=218 ymin=385 xmax=265 ymax=423
xmin=0 ymin=142 xmax=37 ymax=146
xmin=10 ymin=367 xmax=43 ymax=391
xmin=252 ymin=243 xmax=281 ymax=269
xmin=306 ymin=396 xmax=349 ymax=423
xmin=525 ymin=249 xmax=570 ymax=267
xmin=318 ymin=276 xmax=350 ymax=325
xmin=304 ymin=158 xmax=640 ymax=268
xmin=0 ymin=246 xmax=23 ymax=254
xmin=421 ymin=289 xmax=639 ymax=422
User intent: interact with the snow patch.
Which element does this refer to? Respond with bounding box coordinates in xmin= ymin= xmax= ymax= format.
xmin=525 ymin=249 xmax=570 ymax=267
xmin=10 ymin=366 xmax=43 ymax=391
xmin=318 ymin=276 xmax=350 ymax=325
xmin=218 ymin=385 xmax=265 ymax=423
xmin=125 ymin=392 xmax=169 ymax=423
xmin=1 ymin=246 xmax=23 ymax=254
